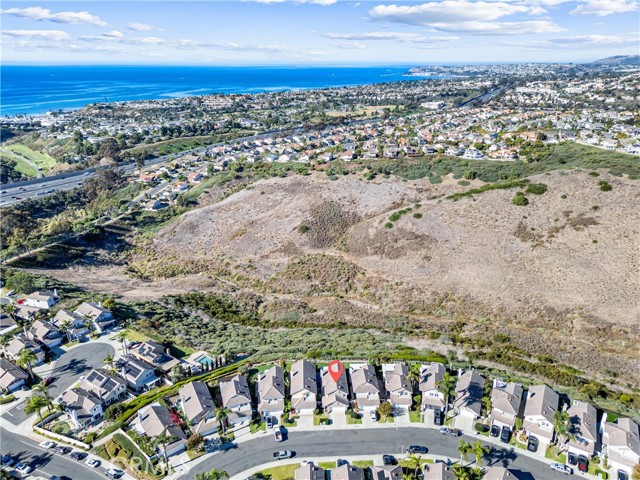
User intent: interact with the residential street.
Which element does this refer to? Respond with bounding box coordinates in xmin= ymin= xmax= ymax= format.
xmin=180 ymin=427 xmax=568 ymax=479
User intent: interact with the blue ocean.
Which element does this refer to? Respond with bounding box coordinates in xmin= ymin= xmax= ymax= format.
xmin=1 ymin=65 xmax=427 ymax=116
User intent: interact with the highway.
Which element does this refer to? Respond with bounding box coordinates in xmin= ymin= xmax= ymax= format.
xmin=0 ymin=128 xmax=297 ymax=208
xmin=181 ymin=427 xmax=567 ymax=480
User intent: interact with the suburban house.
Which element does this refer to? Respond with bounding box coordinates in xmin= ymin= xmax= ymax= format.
xmin=422 ymin=463 xmax=456 ymax=480
xmin=57 ymin=388 xmax=104 ymax=430
xmin=0 ymin=358 xmax=28 ymax=392
xmin=382 ymin=363 xmax=413 ymax=412
xmin=454 ymin=370 xmax=485 ymax=419
xmin=484 ymin=467 xmax=517 ymax=480
xmin=179 ymin=381 xmax=217 ymax=436
xmin=117 ymin=355 xmax=159 ymax=393
xmin=419 ymin=362 xmax=446 ymax=413
xmin=601 ymin=418 xmax=640 ymax=477
xmin=28 ymin=319 xmax=63 ymax=348
xmin=80 ymin=369 xmax=128 ymax=406
xmin=349 ymin=364 xmax=381 ymax=411
xmin=3 ymin=335 xmax=45 ymax=365
xmin=74 ymin=301 xmax=116 ymax=333
xmin=130 ymin=341 xmax=180 ymax=372
xmin=295 ymin=464 xmax=325 ymax=480
xmin=523 ymin=385 xmax=560 ymax=450
xmin=567 ymin=401 xmax=599 ymax=457
xmin=490 ymin=381 xmax=524 ymax=431
xmin=134 ymin=403 xmax=187 ymax=457
xmin=0 ymin=313 xmax=18 ymax=336
xmin=257 ymin=366 xmax=286 ymax=419
xmin=289 ymin=359 xmax=318 ymax=415
xmin=23 ymin=290 xmax=59 ymax=310
xmin=220 ymin=374 xmax=253 ymax=426
xmin=52 ymin=309 xmax=89 ymax=340
xmin=371 ymin=465 xmax=403 ymax=480
xmin=320 ymin=365 xmax=350 ymax=413
xmin=332 ymin=464 xmax=365 ymax=480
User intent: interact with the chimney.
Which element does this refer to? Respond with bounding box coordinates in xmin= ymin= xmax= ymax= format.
xmin=53 ymin=289 xmax=58 ymax=297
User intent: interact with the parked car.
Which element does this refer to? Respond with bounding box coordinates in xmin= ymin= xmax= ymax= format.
xmin=39 ymin=440 xmax=56 ymax=449
xmin=490 ymin=425 xmax=500 ymax=437
xmin=1 ymin=454 xmax=15 ymax=466
xmin=408 ymin=446 xmax=428 ymax=454
xmin=568 ymin=452 xmax=577 ymax=465
xmin=577 ymin=455 xmax=588 ymax=472
xmin=449 ymin=428 xmax=461 ymax=437
xmin=382 ymin=454 xmax=398 ymax=465
xmin=439 ymin=426 xmax=450 ymax=435
xmin=617 ymin=469 xmax=629 ymax=480
xmin=106 ymin=469 xmax=125 ymax=479
xmin=337 ymin=459 xmax=349 ymax=467
xmin=274 ymin=426 xmax=283 ymax=442
xmin=43 ymin=376 xmax=55 ymax=386
xmin=70 ymin=451 xmax=87 ymax=461
xmin=54 ymin=446 xmax=71 ymax=455
xmin=86 ymin=458 xmax=101 ymax=468
xmin=500 ymin=426 xmax=511 ymax=443
xmin=550 ymin=463 xmax=573 ymax=475
xmin=266 ymin=416 xmax=274 ymax=429
xmin=527 ymin=436 xmax=539 ymax=452
xmin=370 ymin=410 xmax=378 ymax=422
xmin=273 ymin=451 xmax=293 ymax=460
xmin=433 ymin=409 xmax=443 ymax=426
xmin=15 ymin=463 xmax=33 ymax=475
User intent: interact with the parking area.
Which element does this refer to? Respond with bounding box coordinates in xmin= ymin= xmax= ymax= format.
xmin=330 ymin=409 xmax=347 ymax=426
xmin=297 ymin=413 xmax=314 ymax=428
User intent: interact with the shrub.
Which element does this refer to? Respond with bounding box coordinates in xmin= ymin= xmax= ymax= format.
xmin=457 ymin=180 xmax=471 ymax=186
xmin=298 ymin=225 xmax=310 ymax=234
xmin=0 ymin=394 xmax=16 ymax=405
xmin=599 ymin=181 xmax=612 ymax=191
xmin=512 ymin=192 xmax=529 ymax=206
xmin=475 ymin=422 xmax=489 ymax=433
xmin=106 ymin=441 xmax=120 ymax=458
xmin=385 ymin=222 xmax=393 ymax=229
xmin=525 ymin=183 xmax=548 ymax=195
xmin=105 ymin=403 xmax=126 ymax=421
xmin=589 ymin=171 xmax=600 ymax=177
xmin=413 ymin=213 xmax=423 ymax=219
xmin=561 ymin=194 xmax=567 ymax=199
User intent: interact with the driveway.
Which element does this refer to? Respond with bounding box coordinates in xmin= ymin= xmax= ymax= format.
xmin=454 ymin=413 xmax=476 ymax=432
xmin=297 ymin=413 xmax=314 ymax=428
xmin=330 ymin=410 xmax=347 ymax=426
xmin=181 ymin=427 xmax=572 ymax=480
xmin=1 ymin=342 xmax=115 ymax=426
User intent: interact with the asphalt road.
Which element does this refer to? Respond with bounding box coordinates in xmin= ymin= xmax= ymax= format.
xmin=0 ymin=426 xmax=107 ymax=480
xmin=181 ymin=428 xmax=568 ymax=480
xmin=1 ymin=343 xmax=115 ymax=426
xmin=0 ymin=128 xmax=297 ymax=208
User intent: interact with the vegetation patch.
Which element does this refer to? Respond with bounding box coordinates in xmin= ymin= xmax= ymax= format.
xmin=448 ymin=180 xmax=528 ymax=201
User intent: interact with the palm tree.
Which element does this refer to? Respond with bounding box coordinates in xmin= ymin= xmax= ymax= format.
xmin=153 ymin=429 xmax=175 ymax=476
xmin=407 ymin=365 xmax=420 ymax=392
xmin=24 ymin=394 xmax=48 ymax=422
xmin=405 ymin=453 xmax=422 ymax=479
xmin=553 ymin=410 xmax=573 ymax=454
xmin=472 ymin=440 xmax=489 ymax=467
xmin=32 ymin=382 xmax=53 ymax=409
xmin=215 ymin=407 xmax=230 ymax=434
xmin=17 ymin=347 xmax=37 ymax=379
xmin=452 ymin=465 xmax=471 ymax=480
xmin=195 ymin=469 xmax=229 ymax=480
xmin=457 ymin=440 xmax=473 ymax=465
xmin=438 ymin=372 xmax=457 ymax=417
xmin=114 ymin=330 xmax=130 ymax=355
xmin=447 ymin=350 xmax=457 ymax=371
xmin=59 ymin=319 xmax=73 ymax=342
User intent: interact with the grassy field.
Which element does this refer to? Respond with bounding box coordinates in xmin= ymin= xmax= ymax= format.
xmin=125 ymin=130 xmax=254 ymax=157
xmin=6 ymin=143 xmax=57 ymax=173
xmin=326 ymin=105 xmax=398 ymax=118
xmin=0 ymin=148 xmax=39 ymax=177
xmin=256 ymin=463 xmax=299 ymax=480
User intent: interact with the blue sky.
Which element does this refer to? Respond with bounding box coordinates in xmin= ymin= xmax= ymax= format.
xmin=1 ymin=0 xmax=638 ymax=64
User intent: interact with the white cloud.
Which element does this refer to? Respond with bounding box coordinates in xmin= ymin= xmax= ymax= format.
xmin=0 ymin=6 xmax=107 ymax=26
xmin=250 ymin=0 xmax=337 ymax=4
xmin=570 ymin=0 xmax=638 ymax=16
xmin=429 ymin=20 xmax=565 ymax=34
xmin=127 ymin=22 xmax=163 ymax=31
xmin=325 ymin=31 xmax=460 ymax=43
xmin=103 ymin=30 xmax=124 ymax=39
xmin=550 ymin=34 xmax=639 ymax=44
xmin=331 ymin=41 xmax=366 ymax=49
xmin=2 ymin=29 xmax=70 ymax=41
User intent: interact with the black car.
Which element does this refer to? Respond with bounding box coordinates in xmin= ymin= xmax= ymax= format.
xmin=70 ymin=451 xmax=87 ymax=461
xmin=382 ymin=455 xmax=398 ymax=466
xmin=527 ymin=436 xmax=539 ymax=452
xmin=449 ymin=428 xmax=461 ymax=437
xmin=500 ymin=426 xmax=511 ymax=443
xmin=490 ymin=425 xmax=500 ymax=437
xmin=408 ymin=446 xmax=428 ymax=454
xmin=577 ymin=455 xmax=588 ymax=472
xmin=54 ymin=446 xmax=71 ymax=455
xmin=568 ymin=452 xmax=577 ymax=465
xmin=433 ymin=409 xmax=443 ymax=426
xmin=617 ymin=469 xmax=629 ymax=480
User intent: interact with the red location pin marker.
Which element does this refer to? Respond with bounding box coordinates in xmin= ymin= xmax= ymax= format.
xmin=328 ymin=360 xmax=344 ymax=382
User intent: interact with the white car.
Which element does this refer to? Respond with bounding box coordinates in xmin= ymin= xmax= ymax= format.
xmin=550 ymin=463 xmax=573 ymax=475
xmin=39 ymin=440 xmax=56 ymax=449
xmin=86 ymin=458 xmax=101 ymax=468
xmin=370 ymin=410 xmax=378 ymax=422
xmin=15 ymin=463 xmax=33 ymax=475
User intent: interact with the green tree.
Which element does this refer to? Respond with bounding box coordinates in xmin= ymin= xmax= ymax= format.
xmin=553 ymin=410 xmax=574 ymax=454
xmin=32 ymin=382 xmax=53 ymax=409
xmin=25 ymin=394 xmax=48 ymax=421
xmin=437 ymin=372 xmax=457 ymax=417
xmin=17 ymin=348 xmax=37 ymax=379
xmin=452 ymin=465 xmax=471 ymax=480
xmin=472 ymin=440 xmax=489 ymax=466
xmin=195 ymin=469 xmax=229 ymax=480
xmin=377 ymin=401 xmax=393 ymax=420
xmin=186 ymin=433 xmax=204 ymax=452
xmin=153 ymin=429 xmax=176 ymax=476
xmin=457 ymin=440 xmax=473 ymax=465
xmin=5 ymin=272 xmax=36 ymax=294
xmin=215 ymin=407 xmax=230 ymax=434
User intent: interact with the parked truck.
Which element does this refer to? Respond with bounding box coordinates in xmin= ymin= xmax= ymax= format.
xmin=273 ymin=451 xmax=293 ymax=460
xmin=274 ymin=426 xmax=283 ymax=442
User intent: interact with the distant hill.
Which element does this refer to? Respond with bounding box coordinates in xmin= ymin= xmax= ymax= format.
xmin=592 ymin=55 xmax=639 ymax=65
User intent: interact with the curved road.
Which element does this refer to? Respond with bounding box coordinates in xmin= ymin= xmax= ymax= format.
xmin=181 ymin=428 xmax=566 ymax=480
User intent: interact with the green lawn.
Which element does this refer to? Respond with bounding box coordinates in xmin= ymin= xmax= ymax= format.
xmin=250 ymin=420 xmax=266 ymax=433
xmin=257 ymin=463 xmax=300 ymax=480
xmin=318 ymin=461 xmax=336 ymax=468
xmin=353 ymin=460 xmax=374 ymax=467
xmin=1 ymin=149 xmax=39 ymax=177
xmin=346 ymin=414 xmax=362 ymax=425
xmin=545 ymin=446 xmax=567 ymax=464
xmin=314 ymin=412 xmax=329 ymax=426
xmin=6 ymin=144 xmax=57 ymax=173
xmin=409 ymin=410 xmax=422 ymax=423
